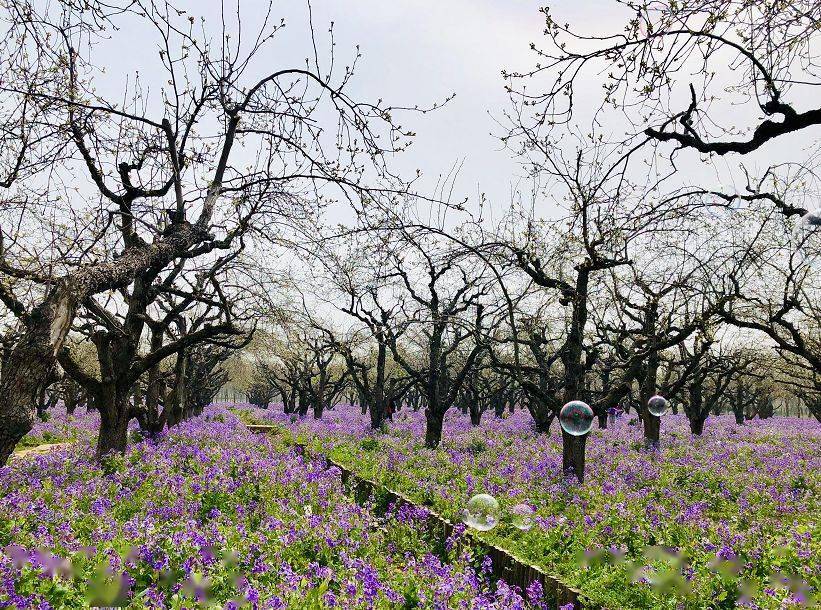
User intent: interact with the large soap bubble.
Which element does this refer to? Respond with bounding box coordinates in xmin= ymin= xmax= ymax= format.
xmin=647 ymin=395 xmax=669 ymax=417
xmin=510 ymin=503 xmax=535 ymax=531
xmin=800 ymin=208 xmax=821 ymax=228
xmin=795 ymin=209 xmax=821 ymax=242
xmin=559 ymin=400 xmax=594 ymax=436
xmin=461 ymin=494 xmax=500 ymax=531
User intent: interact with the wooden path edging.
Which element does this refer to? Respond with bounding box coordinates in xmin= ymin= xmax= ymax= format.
xmin=247 ymin=424 xmax=595 ymax=609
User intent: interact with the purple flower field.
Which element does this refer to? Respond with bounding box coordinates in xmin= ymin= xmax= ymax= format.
xmin=246 ymin=406 xmax=820 ymax=609
xmin=2 ymin=407 xmax=544 ymax=609
xmin=0 ymin=2 xmax=819 ymax=610
xmin=2 ymin=405 xmax=819 ymax=609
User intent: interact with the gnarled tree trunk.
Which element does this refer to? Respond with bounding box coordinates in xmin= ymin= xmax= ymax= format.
xmin=92 ymin=384 xmax=132 ymax=458
xmin=0 ymin=216 xmax=226 ymax=466
xmin=166 ymin=351 xmax=189 ymax=427
xmin=0 ymin=288 xmax=75 ymax=465
xmin=526 ymin=394 xmax=555 ymax=433
xmin=561 ymin=429 xmax=587 ymax=482
xmin=561 ymin=267 xmax=590 ymax=482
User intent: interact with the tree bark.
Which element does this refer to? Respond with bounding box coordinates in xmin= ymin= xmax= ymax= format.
xmin=733 ymin=385 xmax=746 ymax=425
xmin=561 ymin=429 xmax=587 ymax=483
xmin=533 ymin=414 xmax=554 ymax=433
xmin=424 ymin=408 xmax=445 ymax=448
xmin=560 ymin=266 xmax=590 ymax=482
xmin=527 ymin=397 xmax=554 ymax=433
xmin=65 ymin=392 xmax=78 ymax=415
xmin=137 ymin=361 xmax=166 ymax=436
xmin=297 ymin=386 xmax=309 ymax=417
xmin=314 ymin=398 xmax=325 ymax=419
xmin=0 ymin=288 xmax=74 ymax=465
xmin=93 ymin=387 xmax=131 ymax=458
xmin=0 ymin=215 xmax=228 ymax=466
xmin=166 ymin=351 xmax=189 ymax=427
xmin=133 ymin=382 xmax=143 ymax=415
xmin=643 ymin=413 xmax=661 ymax=448
xmin=685 ymin=375 xmax=708 ymax=436
xmin=639 ymin=299 xmax=661 ymax=449
xmin=690 ymin=416 xmax=706 ymax=435
xmin=368 ymin=341 xmax=387 ymax=429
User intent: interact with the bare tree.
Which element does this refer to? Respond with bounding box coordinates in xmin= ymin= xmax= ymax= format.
xmin=503 ymin=2 xmax=821 ymax=223
xmin=184 ymin=343 xmax=237 ymax=417
xmin=379 ymin=229 xmax=491 ymax=448
xmin=719 ymin=223 xmax=821 ymax=401
xmin=456 ymin=357 xmax=512 ymax=427
xmin=0 ymin=0 xmax=425 ymax=463
xmin=300 ymin=328 xmax=348 ymax=419
xmin=318 ymin=243 xmax=411 ymax=429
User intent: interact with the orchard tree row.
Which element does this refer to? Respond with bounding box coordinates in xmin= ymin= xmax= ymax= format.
xmin=1 ymin=0 xmax=819 ymax=486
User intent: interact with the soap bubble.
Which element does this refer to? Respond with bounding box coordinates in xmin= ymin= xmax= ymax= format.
xmin=461 ymin=494 xmax=500 ymax=531
xmin=647 ymin=395 xmax=669 ymax=416
xmin=510 ymin=503 xmax=535 ymax=531
xmin=559 ymin=400 xmax=594 ymax=436
xmin=800 ymin=208 xmax=821 ymax=228
xmin=795 ymin=208 xmax=821 ymax=242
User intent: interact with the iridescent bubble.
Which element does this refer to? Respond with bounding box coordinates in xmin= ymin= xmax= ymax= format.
xmin=647 ymin=395 xmax=669 ymax=416
xmin=800 ymin=208 xmax=821 ymax=228
xmin=461 ymin=494 xmax=500 ymax=531
xmin=510 ymin=503 xmax=535 ymax=531
xmin=559 ymin=400 xmax=594 ymax=436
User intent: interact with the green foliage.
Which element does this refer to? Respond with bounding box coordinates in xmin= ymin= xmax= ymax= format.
xmin=99 ymin=452 xmax=127 ymax=476
xmin=288 ymin=579 xmax=330 ymax=609
xmin=360 ymin=437 xmax=380 ymax=452
xmin=465 ymin=438 xmax=487 ymax=454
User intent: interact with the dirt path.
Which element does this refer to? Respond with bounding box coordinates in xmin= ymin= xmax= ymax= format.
xmin=12 ymin=442 xmax=71 ymax=459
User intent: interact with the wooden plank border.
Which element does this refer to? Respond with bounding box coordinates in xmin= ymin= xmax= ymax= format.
xmin=247 ymin=424 xmax=595 ymax=609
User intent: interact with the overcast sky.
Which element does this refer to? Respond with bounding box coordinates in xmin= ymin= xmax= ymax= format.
xmin=245 ymin=0 xmax=817 ymax=214
xmin=100 ymin=1 xmax=820 ymax=221
xmin=102 ymin=1 xmax=633 ymax=219
xmin=292 ymin=0 xmax=624 ymax=217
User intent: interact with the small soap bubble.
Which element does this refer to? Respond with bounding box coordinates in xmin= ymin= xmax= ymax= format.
xmin=647 ymin=395 xmax=669 ymax=417
xmin=510 ymin=503 xmax=535 ymax=531
xmin=461 ymin=494 xmax=500 ymax=531
xmin=559 ymin=400 xmax=594 ymax=436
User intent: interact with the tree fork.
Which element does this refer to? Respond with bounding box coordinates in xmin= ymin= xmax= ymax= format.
xmin=0 ymin=220 xmax=219 ymax=465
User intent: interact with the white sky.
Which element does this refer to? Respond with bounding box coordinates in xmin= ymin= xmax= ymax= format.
xmin=96 ymin=0 xmax=821 ymax=223
xmin=272 ymin=0 xmax=819 ymax=218
xmin=291 ymin=0 xmax=625 ymax=217
xmin=96 ymin=1 xmax=630 ymax=220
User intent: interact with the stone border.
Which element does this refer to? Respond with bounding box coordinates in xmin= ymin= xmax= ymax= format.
xmin=247 ymin=424 xmax=594 ymax=609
